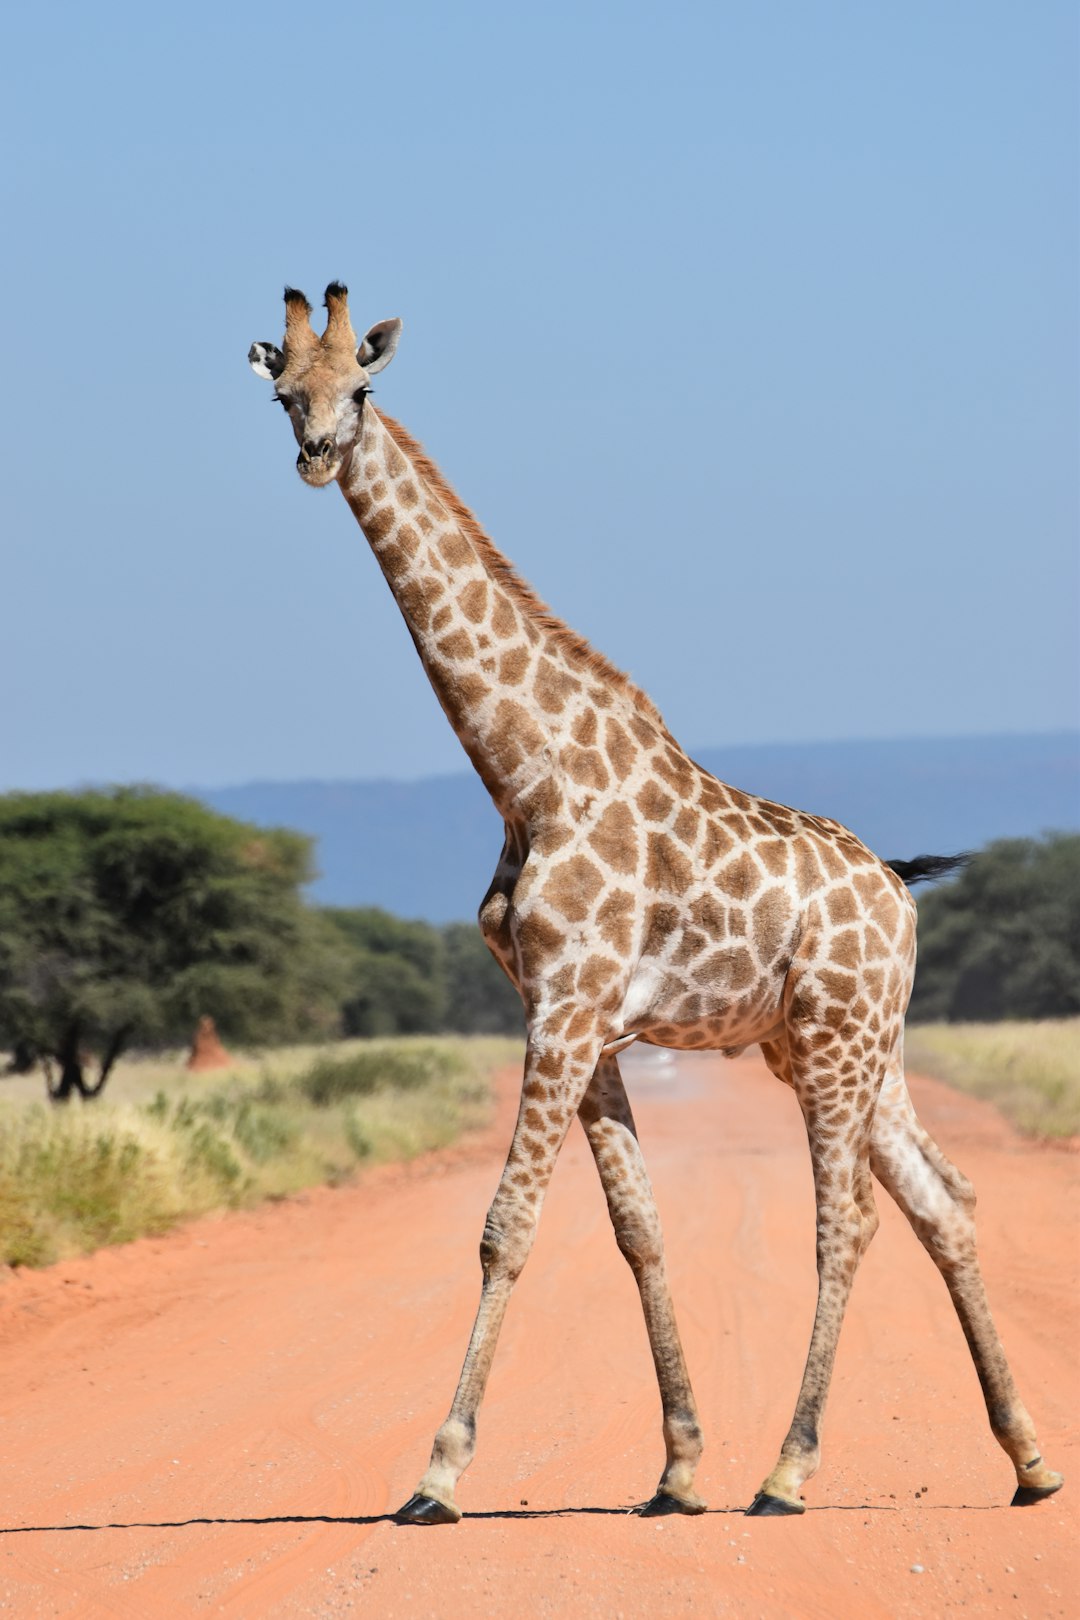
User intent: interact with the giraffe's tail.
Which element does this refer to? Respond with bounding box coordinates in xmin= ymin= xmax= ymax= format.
xmin=885 ymin=852 xmax=971 ymax=887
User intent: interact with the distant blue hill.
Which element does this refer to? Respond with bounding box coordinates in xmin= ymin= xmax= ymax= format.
xmin=198 ymin=731 xmax=1079 ymax=924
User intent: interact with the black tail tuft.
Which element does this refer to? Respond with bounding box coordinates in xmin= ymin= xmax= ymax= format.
xmin=886 ymin=852 xmax=971 ymax=887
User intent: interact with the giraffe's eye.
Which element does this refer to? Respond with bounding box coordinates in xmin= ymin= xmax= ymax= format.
xmin=274 ymin=394 xmax=294 ymax=410
xmin=353 ymin=387 xmax=370 ymax=407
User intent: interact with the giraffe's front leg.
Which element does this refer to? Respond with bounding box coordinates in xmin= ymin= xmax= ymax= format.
xmin=396 ymin=1023 xmax=602 ymax=1525
xmin=748 ymin=1040 xmax=883 ymax=1517
xmin=747 ymin=1140 xmax=880 ymax=1516
xmin=578 ymin=1055 xmax=706 ymax=1516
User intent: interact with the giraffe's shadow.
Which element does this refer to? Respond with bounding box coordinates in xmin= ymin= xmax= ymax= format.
xmin=0 ymin=1501 xmax=1000 ymax=1535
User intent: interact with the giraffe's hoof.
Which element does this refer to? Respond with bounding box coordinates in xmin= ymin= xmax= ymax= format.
xmin=637 ymin=1490 xmax=708 ymax=1517
xmin=1011 ymin=1478 xmax=1064 ymax=1508
xmin=394 ymin=1493 xmax=462 ymax=1525
xmin=745 ymin=1491 xmax=805 ymax=1517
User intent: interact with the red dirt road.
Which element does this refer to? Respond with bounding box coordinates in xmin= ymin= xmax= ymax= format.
xmin=0 ymin=1051 xmax=1076 ymax=1618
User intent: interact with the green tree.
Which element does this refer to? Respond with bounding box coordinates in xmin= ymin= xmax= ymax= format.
xmin=0 ymin=789 xmax=345 ymax=1100
xmin=321 ymin=909 xmax=448 ymax=1035
xmin=441 ymin=922 xmax=523 ymax=1035
xmin=319 ymin=909 xmax=523 ymax=1037
xmin=909 ymin=833 xmax=1080 ymax=1022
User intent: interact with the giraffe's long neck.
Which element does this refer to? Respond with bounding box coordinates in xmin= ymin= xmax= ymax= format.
xmin=339 ymin=406 xmax=666 ymax=821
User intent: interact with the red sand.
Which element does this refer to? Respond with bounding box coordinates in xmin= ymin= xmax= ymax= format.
xmin=0 ymin=1050 xmax=1075 ymax=1618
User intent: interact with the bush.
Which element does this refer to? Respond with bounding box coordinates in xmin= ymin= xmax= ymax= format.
xmin=0 ymin=1106 xmax=176 ymax=1261
xmin=297 ymin=1042 xmax=466 ymax=1105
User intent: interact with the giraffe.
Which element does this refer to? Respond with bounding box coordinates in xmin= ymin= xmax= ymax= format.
xmin=248 ymin=283 xmax=1063 ymax=1522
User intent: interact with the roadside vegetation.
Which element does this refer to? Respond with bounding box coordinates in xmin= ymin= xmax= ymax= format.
xmin=903 ymin=833 xmax=1080 ymax=1137
xmin=904 ymin=1019 xmax=1080 ymax=1140
xmin=0 ymin=789 xmax=522 ymax=1106
xmin=0 ymin=1036 xmax=517 ymax=1268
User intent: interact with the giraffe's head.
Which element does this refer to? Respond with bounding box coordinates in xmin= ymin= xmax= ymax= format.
xmin=248 ymin=283 xmax=402 ymax=488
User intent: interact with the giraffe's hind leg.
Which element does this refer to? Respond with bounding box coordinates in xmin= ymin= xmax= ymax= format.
xmin=748 ymin=1033 xmax=883 ymax=1515
xmin=578 ymin=1056 xmax=706 ymax=1516
xmin=871 ymin=1064 xmax=1063 ymax=1505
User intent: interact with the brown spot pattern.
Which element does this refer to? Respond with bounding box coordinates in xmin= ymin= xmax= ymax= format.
xmin=714 ymin=850 xmax=760 ymax=900
xmin=437 ymin=531 xmax=472 ymax=568
xmin=587 ymin=802 xmax=639 ymax=874
xmin=637 ymin=781 xmax=675 ymax=822
xmin=366 ymin=506 xmax=394 ymax=543
xmin=606 ymin=719 xmax=637 ymax=781
xmin=459 ymin=579 xmax=489 ymax=622
xmin=752 ymin=889 xmax=793 ymax=964
xmin=437 ymin=628 xmax=474 ymax=661
xmin=535 ymin=658 xmax=581 ymax=714
xmin=562 ymin=746 xmax=610 ymax=790
xmin=646 ymin=833 xmax=693 ymax=895
xmin=498 ymin=647 xmax=530 ymax=684
xmin=596 ymin=889 xmax=635 ymax=956
xmin=542 ymin=854 xmax=605 ymax=922
xmin=571 ymin=709 xmax=598 ymax=747
xmin=490 ymin=594 xmax=517 ymax=638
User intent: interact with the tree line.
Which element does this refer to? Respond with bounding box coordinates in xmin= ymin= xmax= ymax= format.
xmin=906 ymin=831 xmax=1079 ymax=1023
xmin=0 ymin=790 xmax=1075 ymax=1100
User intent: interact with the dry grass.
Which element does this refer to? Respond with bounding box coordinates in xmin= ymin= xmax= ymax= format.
xmin=904 ymin=1019 xmax=1080 ymax=1139
xmin=0 ymin=1037 xmax=519 ymax=1269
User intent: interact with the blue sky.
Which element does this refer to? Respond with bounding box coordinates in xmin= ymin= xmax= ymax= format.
xmin=2 ymin=1 xmax=1076 ymax=789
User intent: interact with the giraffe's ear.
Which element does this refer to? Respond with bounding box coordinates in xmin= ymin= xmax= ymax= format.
xmin=358 ymin=318 xmax=402 ymax=375
xmin=248 ymin=341 xmax=286 ymax=380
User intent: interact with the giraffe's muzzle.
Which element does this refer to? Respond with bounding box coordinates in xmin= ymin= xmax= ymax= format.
xmin=296 ymin=437 xmax=341 ymax=487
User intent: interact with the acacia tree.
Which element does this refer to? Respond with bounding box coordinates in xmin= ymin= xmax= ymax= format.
xmin=0 ymin=789 xmax=345 ymax=1100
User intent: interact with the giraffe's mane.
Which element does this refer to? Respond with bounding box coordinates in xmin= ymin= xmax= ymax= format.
xmin=377 ymin=409 xmax=667 ymax=728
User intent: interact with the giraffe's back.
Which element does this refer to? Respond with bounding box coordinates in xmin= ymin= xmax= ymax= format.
xmin=481 ymin=744 xmax=917 ymax=1060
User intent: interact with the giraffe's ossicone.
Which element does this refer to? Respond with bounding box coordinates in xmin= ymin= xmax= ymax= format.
xmin=248 ymin=284 xmax=1063 ymax=1523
